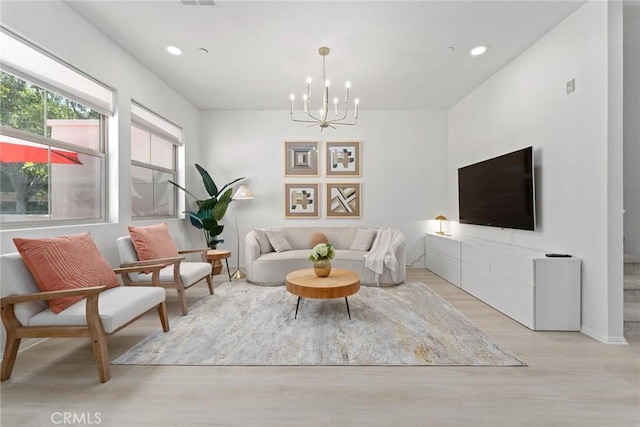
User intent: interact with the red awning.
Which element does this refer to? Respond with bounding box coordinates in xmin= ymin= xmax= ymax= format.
xmin=0 ymin=141 xmax=82 ymax=164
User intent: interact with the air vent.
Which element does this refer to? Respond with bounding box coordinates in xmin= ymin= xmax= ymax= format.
xmin=180 ymin=0 xmax=215 ymax=5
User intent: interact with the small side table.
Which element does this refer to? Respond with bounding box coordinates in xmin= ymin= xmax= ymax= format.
xmin=206 ymin=249 xmax=232 ymax=282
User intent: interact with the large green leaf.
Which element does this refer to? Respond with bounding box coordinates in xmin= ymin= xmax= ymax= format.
xmin=186 ymin=211 xmax=203 ymax=229
xmin=212 ymin=188 xmax=233 ymax=220
xmin=196 ymin=164 xmax=218 ymax=197
xmin=168 ymin=180 xmax=199 ymax=201
xmin=198 ymin=198 xmax=218 ymax=212
xmin=217 ymin=177 xmax=245 ymax=196
xmin=201 ymin=216 xmax=218 ymax=231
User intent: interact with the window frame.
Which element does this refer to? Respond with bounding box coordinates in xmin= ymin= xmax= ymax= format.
xmin=130 ymin=102 xmax=180 ymax=220
xmin=0 ymin=72 xmax=109 ymax=229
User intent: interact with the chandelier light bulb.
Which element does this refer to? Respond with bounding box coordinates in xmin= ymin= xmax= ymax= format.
xmin=290 ymin=94 xmax=295 ymax=100
xmin=303 ymin=94 xmax=308 ymax=101
xmin=345 ymin=82 xmax=351 ymax=88
xmin=333 ymin=97 xmax=338 ymax=104
xmin=307 ymin=77 xmax=312 ymax=84
xmin=325 ymin=80 xmax=330 ymax=87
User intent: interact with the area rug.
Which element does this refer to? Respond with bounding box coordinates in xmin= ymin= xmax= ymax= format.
xmin=112 ymin=282 xmax=525 ymax=366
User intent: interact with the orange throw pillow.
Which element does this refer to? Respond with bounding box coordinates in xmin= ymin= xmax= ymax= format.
xmin=13 ymin=233 xmax=119 ymax=314
xmin=128 ymin=223 xmax=179 ymax=261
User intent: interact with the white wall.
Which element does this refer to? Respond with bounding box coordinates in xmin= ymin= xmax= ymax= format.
xmin=448 ymin=1 xmax=625 ymax=343
xmin=0 ymin=0 xmax=203 ymax=264
xmin=624 ymin=3 xmax=640 ymax=256
xmin=199 ymin=110 xmax=449 ymax=268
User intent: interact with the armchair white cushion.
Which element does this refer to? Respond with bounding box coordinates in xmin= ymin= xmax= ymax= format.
xmin=116 ymin=235 xmax=213 ymax=315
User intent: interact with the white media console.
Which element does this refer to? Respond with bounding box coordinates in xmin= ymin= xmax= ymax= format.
xmin=425 ymin=233 xmax=581 ymax=331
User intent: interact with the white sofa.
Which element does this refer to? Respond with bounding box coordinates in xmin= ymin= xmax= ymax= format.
xmin=245 ymin=227 xmax=406 ymax=286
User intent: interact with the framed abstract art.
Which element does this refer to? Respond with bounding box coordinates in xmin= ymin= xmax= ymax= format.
xmin=326 ymin=141 xmax=361 ymax=177
xmin=326 ymin=183 xmax=361 ymax=218
xmin=284 ymin=183 xmax=319 ymax=218
xmin=284 ymin=141 xmax=319 ymax=176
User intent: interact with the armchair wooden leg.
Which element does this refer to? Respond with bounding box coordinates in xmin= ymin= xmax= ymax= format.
xmin=90 ymin=333 xmax=111 ymax=383
xmin=86 ymin=295 xmax=111 ymax=383
xmin=207 ymin=275 xmax=214 ymax=295
xmin=177 ymin=288 xmax=188 ymax=316
xmin=158 ymin=302 xmax=170 ymax=332
xmin=1 ymin=303 xmax=22 ymax=381
xmin=1 ymin=335 xmax=21 ymax=381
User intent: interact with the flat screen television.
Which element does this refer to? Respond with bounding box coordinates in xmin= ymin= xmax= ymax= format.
xmin=458 ymin=146 xmax=535 ymax=231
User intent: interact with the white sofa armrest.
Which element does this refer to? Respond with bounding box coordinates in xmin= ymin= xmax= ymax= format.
xmin=245 ymin=231 xmax=261 ymax=281
xmin=390 ymin=230 xmax=407 ymax=282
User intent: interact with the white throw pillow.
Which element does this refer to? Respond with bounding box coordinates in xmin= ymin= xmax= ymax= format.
xmin=350 ymin=228 xmax=378 ymax=251
xmin=253 ymin=229 xmax=274 ymax=254
xmin=266 ymin=230 xmax=293 ymax=252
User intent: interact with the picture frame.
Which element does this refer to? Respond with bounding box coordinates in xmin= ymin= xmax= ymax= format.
xmin=284 ymin=141 xmax=319 ymax=176
xmin=326 ymin=183 xmax=361 ymax=218
xmin=326 ymin=141 xmax=361 ymax=177
xmin=284 ymin=183 xmax=320 ymax=218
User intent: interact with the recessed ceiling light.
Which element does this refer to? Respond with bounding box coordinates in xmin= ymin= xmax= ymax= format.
xmin=166 ymin=45 xmax=183 ymax=56
xmin=470 ymin=45 xmax=489 ymax=56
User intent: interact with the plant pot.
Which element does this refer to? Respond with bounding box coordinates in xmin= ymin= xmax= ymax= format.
xmin=313 ymin=259 xmax=332 ymax=277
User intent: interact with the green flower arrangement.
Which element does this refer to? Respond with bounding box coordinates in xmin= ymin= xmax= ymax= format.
xmin=309 ymin=243 xmax=335 ymax=262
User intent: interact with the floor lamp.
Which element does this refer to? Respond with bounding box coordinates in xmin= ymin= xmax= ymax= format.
xmin=231 ymin=184 xmax=255 ymax=279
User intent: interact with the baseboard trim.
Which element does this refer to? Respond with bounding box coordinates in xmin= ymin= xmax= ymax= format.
xmin=581 ymin=326 xmax=628 ymax=345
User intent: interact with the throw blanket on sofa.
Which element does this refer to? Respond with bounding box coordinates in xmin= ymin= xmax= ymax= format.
xmin=365 ymin=227 xmax=405 ymax=284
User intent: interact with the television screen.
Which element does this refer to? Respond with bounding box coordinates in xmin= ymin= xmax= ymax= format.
xmin=458 ymin=146 xmax=535 ymax=231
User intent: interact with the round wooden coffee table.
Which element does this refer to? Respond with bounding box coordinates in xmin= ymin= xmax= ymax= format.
xmin=286 ymin=268 xmax=360 ymax=319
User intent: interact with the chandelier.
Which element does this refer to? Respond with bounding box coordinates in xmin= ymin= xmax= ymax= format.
xmin=289 ymin=47 xmax=359 ymax=130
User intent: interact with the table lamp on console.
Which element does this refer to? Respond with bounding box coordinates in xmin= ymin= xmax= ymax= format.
xmin=435 ymin=214 xmax=448 ymax=235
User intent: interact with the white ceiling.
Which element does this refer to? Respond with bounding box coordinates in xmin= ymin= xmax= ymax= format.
xmin=64 ymin=0 xmax=585 ymax=111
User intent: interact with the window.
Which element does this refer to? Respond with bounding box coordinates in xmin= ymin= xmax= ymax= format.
xmin=0 ymin=27 xmax=113 ymax=227
xmin=0 ymin=72 xmax=107 ymax=225
xmin=130 ymin=102 xmax=180 ymax=218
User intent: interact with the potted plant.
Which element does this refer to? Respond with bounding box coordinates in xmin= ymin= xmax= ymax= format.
xmin=169 ymin=164 xmax=243 ymax=250
xmin=309 ymin=242 xmax=335 ymax=277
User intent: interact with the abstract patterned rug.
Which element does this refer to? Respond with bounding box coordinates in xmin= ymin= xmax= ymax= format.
xmin=112 ymin=282 xmax=525 ymax=366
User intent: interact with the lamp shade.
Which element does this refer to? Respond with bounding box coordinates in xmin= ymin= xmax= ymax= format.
xmin=435 ymin=214 xmax=447 ymax=221
xmin=232 ymin=185 xmax=255 ymax=200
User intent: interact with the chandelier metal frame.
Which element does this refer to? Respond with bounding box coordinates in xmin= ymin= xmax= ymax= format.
xmin=289 ymin=47 xmax=359 ymax=130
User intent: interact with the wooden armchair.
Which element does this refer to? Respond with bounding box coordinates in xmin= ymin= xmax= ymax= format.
xmin=116 ymin=236 xmax=213 ymax=315
xmin=0 ymin=253 xmax=170 ymax=383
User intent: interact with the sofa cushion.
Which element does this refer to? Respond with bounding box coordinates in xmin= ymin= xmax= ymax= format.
xmin=13 ymin=233 xmax=120 ymax=314
xmin=350 ymin=228 xmax=378 ymax=251
xmin=309 ymin=232 xmax=329 ymax=248
xmin=266 ymin=230 xmax=293 ymax=252
xmin=128 ymin=222 xmax=179 ymax=261
xmin=253 ymin=229 xmax=274 ymax=254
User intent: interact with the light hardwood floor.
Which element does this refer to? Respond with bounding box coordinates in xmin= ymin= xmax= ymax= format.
xmin=1 ymin=268 xmax=638 ymax=427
